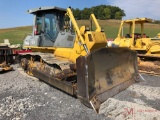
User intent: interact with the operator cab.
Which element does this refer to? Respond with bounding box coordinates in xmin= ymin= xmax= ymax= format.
xmin=23 ymin=6 xmax=75 ymax=47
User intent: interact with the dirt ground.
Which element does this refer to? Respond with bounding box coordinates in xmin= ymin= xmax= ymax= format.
xmin=0 ymin=64 xmax=160 ymax=120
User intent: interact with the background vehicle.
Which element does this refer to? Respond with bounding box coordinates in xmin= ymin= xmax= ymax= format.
xmin=0 ymin=45 xmax=13 ymax=72
xmin=18 ymin=6 xmax=140 ymax=112
xmin=0 ymin=40 xmax=19 ymax=72
xmin=114 ymin=18 xmax=160 ymax=74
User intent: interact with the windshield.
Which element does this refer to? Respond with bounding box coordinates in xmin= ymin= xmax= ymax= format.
xmin=44 ymin=13 xmax=58 ymax=39
xmin=35 ymin=12 xmax=65 ymax=40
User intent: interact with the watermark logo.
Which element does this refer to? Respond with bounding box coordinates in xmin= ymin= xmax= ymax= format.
xmin=123 ymin=108 xmax=134 ymax=118
xmin=123 ymin=107 xmax=158 ymax=119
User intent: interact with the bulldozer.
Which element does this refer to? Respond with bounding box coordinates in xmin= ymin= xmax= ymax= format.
xmin=114 ymin=18 xmax=160 ymax=74
xmin=18 ymin=6 xmax=140 ymax=112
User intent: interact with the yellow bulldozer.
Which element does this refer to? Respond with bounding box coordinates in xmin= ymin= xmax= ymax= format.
xmin=114 ymin=18 xmax=160 ymax=74
xmin=18 ymin=6 xmax=140 ymax=112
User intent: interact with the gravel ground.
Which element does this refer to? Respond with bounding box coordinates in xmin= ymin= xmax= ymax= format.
xmin=0 ymin=64 xmax=108 ymax=120
xmin=0 ymin=64 xmax=160 ymax=120
xmin=99 ymin=74 xmax=160 ymax=120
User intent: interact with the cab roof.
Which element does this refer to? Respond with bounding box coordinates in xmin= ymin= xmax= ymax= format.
xmin=27 ymin=6 xmax=66 ymax=14
xmin=123 ymin=18 xmax=153 ymax=24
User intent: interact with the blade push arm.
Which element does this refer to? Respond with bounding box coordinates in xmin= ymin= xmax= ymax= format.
xmin=66 ymin=8 xmax=89 ymax=54
xmin=90 ymin=14 xmax=101 ymax=32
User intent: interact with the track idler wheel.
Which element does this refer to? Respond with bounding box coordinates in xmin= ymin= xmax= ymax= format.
xmin=20 ymin=58 xmax=28 ymax=71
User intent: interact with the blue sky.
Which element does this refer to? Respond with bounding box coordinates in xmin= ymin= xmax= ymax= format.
xmin=0 ymin=0 xmax=159 ymax=28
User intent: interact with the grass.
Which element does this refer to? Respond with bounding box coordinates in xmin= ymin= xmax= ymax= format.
xmin=0 ymin=26 xmax=32 ymax=44
xmin=0 ymin=20 xmax=160 ymax=44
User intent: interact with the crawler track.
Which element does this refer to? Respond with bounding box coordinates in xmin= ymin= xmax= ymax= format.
xmin=18 ymin=52 xmax=77 ymax=95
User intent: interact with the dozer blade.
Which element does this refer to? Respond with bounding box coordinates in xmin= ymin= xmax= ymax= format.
xmin=76 ymin=47 xmax=141 ymax=113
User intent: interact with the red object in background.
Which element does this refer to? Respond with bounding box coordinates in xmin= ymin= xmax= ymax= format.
xmin=34 ymin=25 xmax=38 ymax=35
xmin=14 ymin=49 xmax=32 ymax=54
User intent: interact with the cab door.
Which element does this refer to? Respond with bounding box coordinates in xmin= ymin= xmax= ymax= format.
xmin=42 ymin=13 xmax=58 ymax=46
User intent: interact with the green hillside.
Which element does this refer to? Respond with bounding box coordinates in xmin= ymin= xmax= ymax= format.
xmin=0 ymin=26 xmax=32 ymax=44
xmin=0 ymin=20 xmax=159 ymax=44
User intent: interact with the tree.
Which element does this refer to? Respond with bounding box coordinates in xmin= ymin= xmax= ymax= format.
xmin=153 ymin=20 xmax=160 ymax=24
xmin=72 ymin=5 xmax=126 ymax=20
xmin=115 ymin=11 xmax=126 ymax=20
xmin=103 ymin=8 xmax=111 ymax=19
xmin=81 ymin=8 xmax=91 ymax=20
xmin=98 ymin=7 xmax=105 ymax=19
xmin=73 ymin=8 xmax=81 ymax=20
xmin=109 ymin=6 xmax=121 ymax=19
